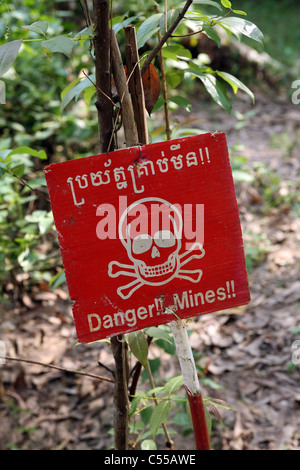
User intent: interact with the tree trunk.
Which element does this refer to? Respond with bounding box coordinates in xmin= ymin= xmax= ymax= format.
xmin=110 ymin=336 xmax=129 ymax=450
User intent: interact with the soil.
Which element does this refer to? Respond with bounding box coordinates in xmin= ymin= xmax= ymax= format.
xmin=1 ymin=87 xmax=300 ymax=451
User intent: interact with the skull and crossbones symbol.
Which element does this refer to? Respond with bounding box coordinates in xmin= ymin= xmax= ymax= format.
xmin=108 ymin=197 xmax=205 ymax=299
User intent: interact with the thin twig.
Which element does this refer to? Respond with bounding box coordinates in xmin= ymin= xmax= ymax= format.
xmin=172 ymin=28 xmax=203 ymax=38
xmin=98 ymin=360 xmax=115 ymax=378
xmin=78 ymin=0 xmax=92 ymax=27
xmin=82 ymin=70 xmax=117 ymax=108
xmin=1 ymin=355 xmax=114 ymax=383
xmin=6 ymin=169 xmax=50 ymax=203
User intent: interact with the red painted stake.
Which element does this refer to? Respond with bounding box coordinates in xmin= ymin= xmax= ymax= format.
xmin=186 ymin=389 xmax=211 ymax=450
xmin=170 ymin=319 xmax=211 ymax=450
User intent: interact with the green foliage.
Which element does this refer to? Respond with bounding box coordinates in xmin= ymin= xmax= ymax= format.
xmin=1 ymin=0 xmax=263 ymax=127
xmin=234 ymin=0 xmax=300 ymax=66
xmin=0 ymin=144 xmax=56 ymax=296
xmin=132 ymin=0 xmax=262 ymax=139
xmin=125 ymin=324 xmax=233 ymax=448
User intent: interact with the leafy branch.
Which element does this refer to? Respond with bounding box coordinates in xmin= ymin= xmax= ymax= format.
xmin=141 ymin=0 xmax=194 ymax=76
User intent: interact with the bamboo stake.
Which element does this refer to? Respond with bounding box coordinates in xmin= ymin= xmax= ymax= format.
xmin=170 ymin=319 xmax=211 ymax=450
xmin=153 ymin=3 xmax=171 ymax=140
xmin=111 ymin=30 xmax=139 ymax=148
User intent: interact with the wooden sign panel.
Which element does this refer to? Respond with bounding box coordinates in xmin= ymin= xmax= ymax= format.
xmin=45 ymin=133 xmax=250 ymax=343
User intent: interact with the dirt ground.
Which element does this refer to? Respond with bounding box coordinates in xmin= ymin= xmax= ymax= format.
xmin=0 ymin=87 xmax=300 ymax=450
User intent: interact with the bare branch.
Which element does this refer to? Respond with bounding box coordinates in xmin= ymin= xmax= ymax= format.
xmin=2 ymin=355 xmax=114 ymax=384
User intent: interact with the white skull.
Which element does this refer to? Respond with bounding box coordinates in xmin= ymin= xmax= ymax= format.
xmin=119 ymin=198 xmax=183 ymax=285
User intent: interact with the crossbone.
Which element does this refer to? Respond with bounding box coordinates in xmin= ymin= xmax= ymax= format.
xmin=108 ymin=242 xmax=205 ymax=299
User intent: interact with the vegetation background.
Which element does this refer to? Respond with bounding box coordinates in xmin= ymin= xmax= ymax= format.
xmin=0 ymin=0 xmax=299 ymax=450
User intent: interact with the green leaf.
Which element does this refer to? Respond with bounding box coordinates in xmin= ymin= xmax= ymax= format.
xmin=232 ymin=10 xmax=247 ymax=16
xmin=60 ymin=75 xmax=95 ymax=113
xmin=193 ymin=0 xmax=222 ymax=10
xmin=10 ymin=163 xmax=25 ymax=178
xmin=187 ymin=68 xmax=232 ymax=113
xmin=112 ymin=16 xmax=138 ymax=35
xmin=145 ymin=326 xmax=172 ymax=344
xmin=147 ymin=386 xmax=165 ymax=396
xmin=162 ymin=45 xmax=191 ymax=61
xmin=141 ymin=439 xmax=157 ymax=450
xmin=61 ymin=78 xmax=81 ymax=101
xmin=9 ymin=146 xmax=47 ymax=160
xmin=169 ymin=96 xmax=192 ymax=112
xmin=219 ymin=17 xmax=264 ymax=44
xmin=204 ymin=26 xmax=221 ymax=47
xmin=141 ymin=405 xmax=153 ymax=425
xmin=137 ymin=14 xmax=162 ymax=48
xmin=0 ymin=80 xmax=5 ymax=104
xmin=74 ymin=24 xmax=94 ymax=39
xmin=22 ymin=20 xmax=49 ymax=36
xmin=0 ymin=40 xmax=22 ymax=77
xmin=166 ymin=69 xmax=184 ymax=88
xmin=216 ymin=70 xmax=255 ymax=103
xmin=129 ymin=395 xmax=142 ymax=418
xmin=221 ymin=0 xmax=232 ymax=8
xmin=150 ymin=400 xmax=171 ymax=438
xmin=186 ymin=11 xmax=211 ymax=24
xmin=164 ymin=375 xmax=184 ymax=395
xmin=127 ymin=330 xmax=148 ymax=368
xmin=49 ymin=270 xmax=66 ymax=289
xmin=84 ymin=85 xmax=96 ymax=106
xmin=200 ymin=377 xmax=224 ymax=390
xmin=41 ymin=36 xmax=74 ymax=57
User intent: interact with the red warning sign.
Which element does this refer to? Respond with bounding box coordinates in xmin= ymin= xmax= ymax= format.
xmin=45 ymin=132 xmax=250 ymax=343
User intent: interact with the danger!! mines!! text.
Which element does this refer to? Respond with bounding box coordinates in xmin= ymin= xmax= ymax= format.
xmin=87 ymin=281 xmax=236 ymax=333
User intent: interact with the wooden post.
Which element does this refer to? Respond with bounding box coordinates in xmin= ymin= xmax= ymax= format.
xmin=124 ymin=25 xmax=149 ymax=145
xmin=111 ymin=30 xmax=138 ymax=148
xmin=110 ymin=336 xmax=130 ymax=450
xmin=170 ymin=319 xmax=211 ymax=450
